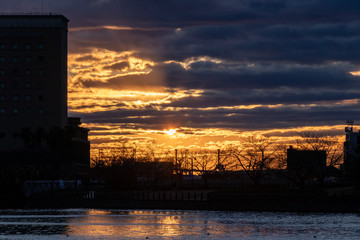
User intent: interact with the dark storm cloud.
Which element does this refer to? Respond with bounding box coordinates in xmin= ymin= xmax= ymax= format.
xmin=54 ymin=0 xmax=360 ymax=66
xmin=2 ymin=0 xmax=360 ymax=28
xmin=78 ymin=61 xmax=359 ymax=91
xmin=159 ymin=63 xmax=359 ymax=89
xmin=46 ymin=0 xmax=360 ymax=28
xmin=68 ymin=20 xmax=360 ymax=65
xmin=159 ymin=89 xmax=360 ymax=109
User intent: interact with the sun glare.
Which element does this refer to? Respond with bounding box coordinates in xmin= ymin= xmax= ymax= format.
xmin=164 ymin=129 xmax=176 ymax=135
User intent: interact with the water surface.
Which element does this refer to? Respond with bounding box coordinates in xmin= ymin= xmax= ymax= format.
xmin=0 ymin=209 xmax=359 ymax=239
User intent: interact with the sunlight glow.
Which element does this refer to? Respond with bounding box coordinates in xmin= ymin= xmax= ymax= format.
xmin=164 ymin=129 xmax=176 ymax=135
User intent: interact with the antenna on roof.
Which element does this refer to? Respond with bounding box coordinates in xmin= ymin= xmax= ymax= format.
xmin=345 ymin=120 xmax=354 ymax=133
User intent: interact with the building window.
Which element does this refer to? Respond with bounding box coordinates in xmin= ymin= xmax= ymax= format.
xmin=26 ymin=108 xmax=31 ymax=113
xmin=38 ymin=69 xmax=44 ymax=75
xmin=38 ymin=56 xmax=44 ymax=62
xmin=0 ymin=70 xmax=5 ymax=75
xmin=25 ymin=44 xmax=31 ymax=49
xmin=25 ymin=82 xmax=31 ymax=88
xmin=13 ymin=95 xmax=18 ymax=101
xmin=39 ymin=108 xmax=44 ymax=114
xmin=13 ymin=69 xmax=18 ymax=74
xmin=13 ymin=44 xmax=18 ymax=49
xmin=0 ymin=95 xmax=5 ymax=101
xmin=37 ymin=81 xmax=44 ymax=88
xmin=38 ymin=44 xmax=44 ymax=49
xmin=25 ymin=95 xmax=31 ymax=101
xmin=25 ymin=69 xmax=31 ymax=75
xmin=0 ymin=108 xmax=5 ymax=114
xmin=0 ymin=57 xmax=5 ymax=62
xmin=12 ymin=108 xmax=18 ymax=114
xmin=12 ymin=82 xmax=18 ymax=88
xmin=0 ymin=82 xmax=5 ymax=88
xmin=13 ymin=56 xmax=18 ymax=63
xmin=0 ymin=44 xmax=5 ymax=49
xmin=38 ymin=95 xmax=43 ymax=101
xmin=25 ymin=56 xmax=31 ymax=63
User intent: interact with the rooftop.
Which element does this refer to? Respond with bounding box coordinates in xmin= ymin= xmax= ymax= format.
xmin=0 ymin=13 xmax=68 ymax=29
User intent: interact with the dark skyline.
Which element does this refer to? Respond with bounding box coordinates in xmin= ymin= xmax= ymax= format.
xmin=1 ymin=0 xmax=359 ymax=148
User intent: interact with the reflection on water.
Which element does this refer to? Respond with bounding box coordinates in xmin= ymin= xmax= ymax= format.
xmin=67 ymin=210 xmax=205 ymax=239
xmin=0 ymin=209 xmax=359 ymax=239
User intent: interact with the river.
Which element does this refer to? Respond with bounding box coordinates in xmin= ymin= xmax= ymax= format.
xmin=0 ymin=209 xmax=359 ymax=239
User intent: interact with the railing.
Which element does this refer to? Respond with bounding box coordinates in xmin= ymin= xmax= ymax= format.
xmin=32 ymin=190 xmax=210 ymax=202
xmin=85 ymin=191 xmax=209 ymax=201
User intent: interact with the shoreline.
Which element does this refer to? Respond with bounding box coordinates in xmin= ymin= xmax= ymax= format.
xmin=1 ymin=190 xmax=359 ymax=213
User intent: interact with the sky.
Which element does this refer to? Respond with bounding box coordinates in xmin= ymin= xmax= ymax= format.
xmin=2 ymin=0 xmax=360 ymax=150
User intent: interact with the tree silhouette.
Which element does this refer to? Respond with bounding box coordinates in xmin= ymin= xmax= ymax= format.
xmin=295 ymin=132 xmax=343 ymax=184
xmin=295 ymin=132 xmax=343 ymax=168
xmin=228 ymin=136 xmax=277 ymax=185
xmin=190 ymin=149 xmax=217 ymax=187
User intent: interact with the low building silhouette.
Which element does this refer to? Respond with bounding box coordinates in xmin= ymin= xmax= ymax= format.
xmin=287 ymin=146 xmax=326 ymax=184
xmin=66 ymin=117 xmax=90 ymax=177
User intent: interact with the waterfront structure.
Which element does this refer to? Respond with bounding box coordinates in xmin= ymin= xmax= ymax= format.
xmin=0 ymin=14 xmax=68 ymax=151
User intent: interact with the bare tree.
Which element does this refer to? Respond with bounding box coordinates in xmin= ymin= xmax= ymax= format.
xmin=295 ymin=132 xmax=343 ymax=168
xmin=165 ymin=148 xmax=191 ymax=187
xmin=229 ymin=136 xmax=278 ymax=185
xmin=275 ymin=131 xmax=344 ymax=187
xmin=191 ymin=149 xmax=217 ymax=173
xmin=172 ymin=149 xmax=191 ymax=174
xmin=189 ymin=149 xmax=218 ymax=186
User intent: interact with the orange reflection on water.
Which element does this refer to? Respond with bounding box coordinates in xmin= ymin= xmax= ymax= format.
xmin=66 ymin=210 xmax=190 ymax=238
xmin=155 ymin=214 xmax=182 ymax=237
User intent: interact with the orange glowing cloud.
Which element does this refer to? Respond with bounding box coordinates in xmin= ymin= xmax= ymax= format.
xmin=68 ymin=48 xmax=154 ymax=86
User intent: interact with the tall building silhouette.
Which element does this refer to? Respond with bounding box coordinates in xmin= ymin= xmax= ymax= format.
xmin=0 ymin=14 xmax=68 ymax=151
xmin=343 ymin=124 xmax=360 ymax=180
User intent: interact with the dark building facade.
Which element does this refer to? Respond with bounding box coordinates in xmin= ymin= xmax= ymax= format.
xmin=0 ymin=14 xmax=68 ymax=151
xmin=66 ymin=117 xmax=90 ymax=177
xmin=0 ymin=15 xmax=90 ymax=186
xmin=287 ymin=146 xmax=326 ymax=182
xmin=343 ymin=130 xmax=360 ymax=180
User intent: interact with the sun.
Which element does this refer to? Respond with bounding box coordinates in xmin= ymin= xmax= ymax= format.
xmin=164 ymin=129 xmax=176 ymax=135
